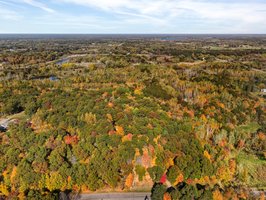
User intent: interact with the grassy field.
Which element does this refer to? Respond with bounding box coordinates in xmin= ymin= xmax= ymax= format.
xmin=237 ymin=152 xmax=266 ymax=189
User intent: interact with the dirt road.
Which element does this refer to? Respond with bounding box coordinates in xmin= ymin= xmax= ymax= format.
xmin=79 ymin=192 xmax=151 ymax=200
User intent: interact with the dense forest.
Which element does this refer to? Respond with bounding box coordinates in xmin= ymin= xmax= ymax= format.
xmin=0 ymin=35 xmax=265 ymax=199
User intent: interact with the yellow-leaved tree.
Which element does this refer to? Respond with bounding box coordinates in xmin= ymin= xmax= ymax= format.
xmin=125 ymin=173 xmax=134 ymax=188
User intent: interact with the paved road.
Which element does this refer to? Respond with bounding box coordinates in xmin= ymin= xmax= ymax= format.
xmin=79 ymin=192 xmax=151 ymax=200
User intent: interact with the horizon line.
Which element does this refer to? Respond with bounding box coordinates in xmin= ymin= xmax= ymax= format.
xmin=1 ymin=33 xmax=266 ymax=35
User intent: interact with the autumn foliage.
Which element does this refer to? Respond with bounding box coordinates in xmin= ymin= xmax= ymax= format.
xmin=64 ymin=135 xmax=78 ymax=145
xmin=0 ymin=36 xmax=265 ymax=199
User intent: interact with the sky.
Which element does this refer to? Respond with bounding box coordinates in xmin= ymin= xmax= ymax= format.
xmin=0 ymin=0 xmax=266 ymax=33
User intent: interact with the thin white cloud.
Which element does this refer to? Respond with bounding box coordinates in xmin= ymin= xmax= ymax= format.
xmin=22 ymin=0 xmax=55 ymax=13
xmin=0 ymin=0 xmax=17 ymax=7
xmin=57 ymin=0 xmax=266 ymax=24
xmin=1 ymin=0 xmax=266 ymax=33
xmin=22 ymin=13 xmax=125 ymax=33
xmin=115 ymin=10 xmax=165 ymax=25
xmin=0 ymin=6 xmax=22 ymax=20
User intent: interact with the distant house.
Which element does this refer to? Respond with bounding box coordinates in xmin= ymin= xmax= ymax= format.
xmin=261 ymin=89 xmax=266 ymax=93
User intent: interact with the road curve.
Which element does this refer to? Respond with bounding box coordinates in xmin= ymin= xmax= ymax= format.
xmin=79 ymin=192 xmax=151 ymax=200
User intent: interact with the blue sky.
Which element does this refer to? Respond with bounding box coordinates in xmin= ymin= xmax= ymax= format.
xmin=0 ymin=0 xmax=266 ymax=33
